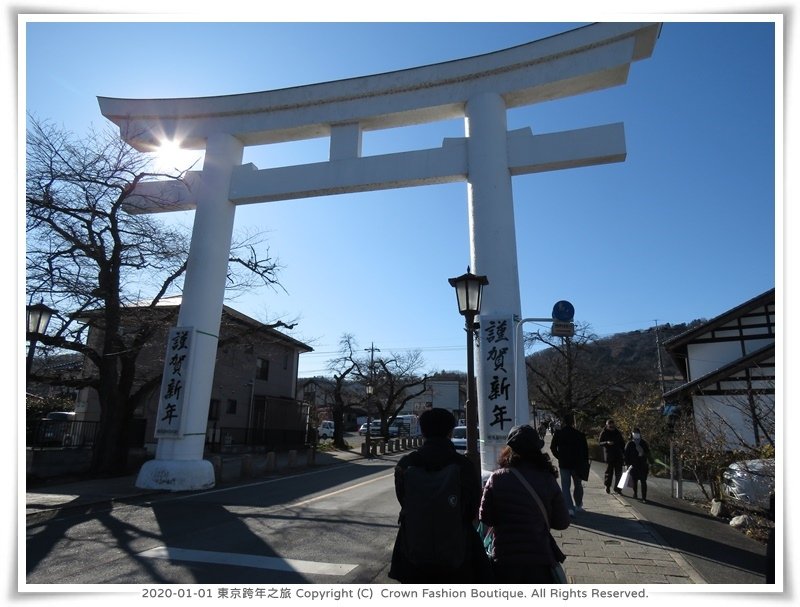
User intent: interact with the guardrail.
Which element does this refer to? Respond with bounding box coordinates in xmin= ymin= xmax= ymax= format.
xmin=26 ymin=419 xmax=100 ymax=449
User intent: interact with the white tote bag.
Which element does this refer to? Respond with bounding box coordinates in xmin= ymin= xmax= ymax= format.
xmin=617 ymin=466 xmax=634 ymax=489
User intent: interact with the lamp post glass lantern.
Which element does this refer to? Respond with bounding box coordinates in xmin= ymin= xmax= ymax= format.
xmin=448 ymin=268 xmax=488 ymax=474
xmin=27 ymin=301 xmax=54 ymax=335
xmin=365 ymin=384 xmax=374 ymax=445
xmin=448 ymin=268 xmax=488 ymax=317
xmin=26 ymin=300 xmax=55 ymax=375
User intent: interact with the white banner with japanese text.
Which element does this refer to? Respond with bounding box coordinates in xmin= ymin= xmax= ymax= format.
xmin=478 ymin=315 xmax=517 ymax=469
xmin=154 ymin=326 xmax=196 ymax=438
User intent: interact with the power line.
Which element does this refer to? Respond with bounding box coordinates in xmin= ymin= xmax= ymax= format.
xmin=299 ymin=344 xmax=466 ymax=358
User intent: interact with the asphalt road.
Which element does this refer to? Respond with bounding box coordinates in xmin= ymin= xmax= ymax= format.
xmin=27 ymin=455 xmax=402 ymax=585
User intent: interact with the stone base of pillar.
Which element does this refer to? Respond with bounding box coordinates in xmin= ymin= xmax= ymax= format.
xmin=135 ymin=459 xmax=215 ymax=491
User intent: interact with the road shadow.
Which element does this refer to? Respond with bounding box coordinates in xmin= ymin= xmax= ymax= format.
xmin=647 ymin=518 xmax=765 ymax=575
xmin=563 ymin=505 xmax=766 ymax=583
xmin=562 ymin=509 xmax=658 ymax=546
xmin=26 ymin=457 xmax=397 ymax=584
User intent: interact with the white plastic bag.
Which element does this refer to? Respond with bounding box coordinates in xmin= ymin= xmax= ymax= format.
xmin=617 ymin=466 xmax=634 ymax=489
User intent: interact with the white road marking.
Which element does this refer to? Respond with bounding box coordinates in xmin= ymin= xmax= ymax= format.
xmin=157 ymin=461 xmax=395 ymax=504
xmin=140 ymin=470 xmax=395 ymax=576
xmin=139 ymin=546 xmax=358 ymax=576
xmin=288 ymin=473 xmax=393 ymax=508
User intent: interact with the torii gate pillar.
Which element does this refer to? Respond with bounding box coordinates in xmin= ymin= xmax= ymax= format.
xmin=466 ymin=93 xmax=530 ymax=467
xmin=134 ymin=134 xmax=243 ymax=490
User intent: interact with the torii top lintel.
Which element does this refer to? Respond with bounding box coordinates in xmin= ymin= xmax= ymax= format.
xmin=98 ymin=22 xmax=660 ymax=152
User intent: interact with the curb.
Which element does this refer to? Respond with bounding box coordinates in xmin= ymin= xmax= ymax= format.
xmin=608 ymin=491 xmax=708 ymax=584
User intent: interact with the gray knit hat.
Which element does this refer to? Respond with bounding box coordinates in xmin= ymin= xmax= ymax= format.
xmin=506 ymin=424 xmax=544 ymax=455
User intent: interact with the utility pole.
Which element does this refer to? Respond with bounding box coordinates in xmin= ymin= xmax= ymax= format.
xmin=656 ymin=320 xmax=682 ymax=499
xmin=654 ymin=320 xmax=666 ymax=395
xmin=365 ymin=343 xmax=380 ymax=370
xmin=365 ymin=342 xmax=381 ymax=401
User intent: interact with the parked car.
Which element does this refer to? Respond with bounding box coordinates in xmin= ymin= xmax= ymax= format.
xmin=317 ymin=421 xmax=335 ymax=440
xmin=451 ymin=425 xmax=467 ymax=452
xmin=722 ymin=458 xmax=774 ymax=512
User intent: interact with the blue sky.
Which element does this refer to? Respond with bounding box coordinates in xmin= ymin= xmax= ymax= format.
xmin=22 ymin=17 xmax=780 ymax=378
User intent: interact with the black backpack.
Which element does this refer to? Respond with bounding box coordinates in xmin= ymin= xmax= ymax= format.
xmin=401 ymin=462 xmax=466 ymax=569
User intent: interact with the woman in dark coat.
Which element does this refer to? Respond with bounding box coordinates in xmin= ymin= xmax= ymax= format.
xmin=624 ymin=427 xmax=651 ymax=502
xmin=479 ymin=425 xmax=571 ymax=583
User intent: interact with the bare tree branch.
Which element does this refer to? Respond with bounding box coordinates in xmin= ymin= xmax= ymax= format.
xmin=26 ymin=116 xmax=287 ymax=475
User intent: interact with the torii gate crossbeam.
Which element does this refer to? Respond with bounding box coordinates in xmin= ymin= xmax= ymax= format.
xmin=98 ymin=22 xmax=660 ymax=490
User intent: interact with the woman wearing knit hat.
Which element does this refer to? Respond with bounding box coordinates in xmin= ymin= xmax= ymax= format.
xmin=479 ymin=424 xmax=571 ymax=583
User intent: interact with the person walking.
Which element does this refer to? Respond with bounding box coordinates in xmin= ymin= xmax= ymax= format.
xmin=549 ymin=413 xmax=590 ymax=517
xmin=598 ymin=419 xmax=626 ymax=494
xmin=479 ymin=424 xmax=571 ymax=583
xmin=388 ymin=408 xmax=492 ymax=583
xmin=624 ymin=427 xmax=651 ymax=502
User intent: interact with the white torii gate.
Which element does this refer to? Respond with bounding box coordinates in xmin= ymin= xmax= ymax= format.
xmin=99 ymin=22 xmax=660 ymax=490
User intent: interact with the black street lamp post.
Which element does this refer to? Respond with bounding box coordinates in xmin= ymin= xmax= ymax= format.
xmin=26 ymin=300 xmax=55 ymax=376
xmin=365 ymin=384 xmax=374 ymax=454
xmin=448 ymin=268 xmax=488 ymax=474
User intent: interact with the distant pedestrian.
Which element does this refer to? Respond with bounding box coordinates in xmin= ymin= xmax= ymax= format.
xmin=598 ymin=419 xmax=626 ymax=494
xmin=538 ymin=423 xmax=547 ymax=441
xmin=623 ymin=427 xmax=651 ymax=502
xmin=388 ymin=408 xmax=492 ymax=583
xmin=479 ymin=424 xmax=570 ymax=583
xmin=549 ymin=413 xmax=590 ymax=517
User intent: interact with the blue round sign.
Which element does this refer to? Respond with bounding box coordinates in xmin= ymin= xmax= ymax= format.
xmin=552 ymin=300 xmax=575 ymax=322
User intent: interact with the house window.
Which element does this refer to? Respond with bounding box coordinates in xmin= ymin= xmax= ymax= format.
xmin=208 ymin=399 xmax=220 ymax=421
xmin=227 ymin=399 xmax=237 ymax=415
xmin=256 ymin=358 xmax=270 ymax=381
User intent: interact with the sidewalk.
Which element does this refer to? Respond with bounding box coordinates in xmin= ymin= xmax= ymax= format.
xmin=556 ymin=463 xmax=705 ymax=584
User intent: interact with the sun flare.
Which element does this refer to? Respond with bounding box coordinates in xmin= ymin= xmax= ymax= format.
xmin=152 ymin=139 xmax=202 ymax=174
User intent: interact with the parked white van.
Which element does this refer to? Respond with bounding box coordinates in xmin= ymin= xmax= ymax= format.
xmin=391 ymin=414 xmax=421 ymax=437
xmin=317 ymin=421 xmax=335 ymax=439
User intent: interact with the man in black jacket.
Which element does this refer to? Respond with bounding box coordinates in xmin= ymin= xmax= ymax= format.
xmin=388 ymin=408 xmax=492 ymax=583
xmin=549 ymin=413 xmax=589 ymax=517
xmin=598 ymin=419 xmax=626 ymax=494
